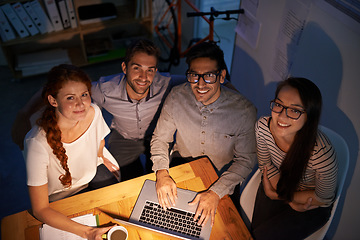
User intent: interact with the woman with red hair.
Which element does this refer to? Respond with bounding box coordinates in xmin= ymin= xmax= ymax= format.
xmin=24 ymin=64 xmax=119 ymax=239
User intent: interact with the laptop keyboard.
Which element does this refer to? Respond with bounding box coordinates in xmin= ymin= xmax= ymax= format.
xmin=139 ymin=200 xmax=202 ymax=238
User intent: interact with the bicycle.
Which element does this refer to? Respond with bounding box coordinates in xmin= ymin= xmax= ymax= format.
xmin=153 ymin=0 xmax=244 ymax=72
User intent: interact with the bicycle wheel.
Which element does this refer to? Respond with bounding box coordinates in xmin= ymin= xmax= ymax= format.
xmin=152 ymin=0 xmax=180 ymax=72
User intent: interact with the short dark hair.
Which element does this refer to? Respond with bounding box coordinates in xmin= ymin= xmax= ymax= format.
xmin=185 ymin=41 xmax=226 ymax=71
xmin=124 ymin=39 xmax=160 ymax=66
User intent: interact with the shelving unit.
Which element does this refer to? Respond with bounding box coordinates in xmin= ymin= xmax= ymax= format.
xmin=0 ymin=0 xmax=153 ymax=78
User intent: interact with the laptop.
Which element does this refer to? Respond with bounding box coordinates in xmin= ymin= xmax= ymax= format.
xmin=126 ymin=179 xmax=212 ymax=240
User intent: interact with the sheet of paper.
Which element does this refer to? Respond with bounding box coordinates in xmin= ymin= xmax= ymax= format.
xmin=235 ymin=9 xmax=261 ymax=49
xmin=271 ymin=0 xmax=310 ymax=81
xmin=39 ymin=214 xmax=97 ymax=240
xmin=241 ymin=0 xmax=259 ymax=17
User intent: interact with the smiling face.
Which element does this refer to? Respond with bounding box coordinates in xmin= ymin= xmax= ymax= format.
xmin=188 ymin=57 xmax=225 ymax=105
xmin=48 ymin=80 xmax=92 ymax=123
xmin=122 ymin=51 xmax=157 ymax=101
xmin=270 ymin=85 xmax=307 ymax=141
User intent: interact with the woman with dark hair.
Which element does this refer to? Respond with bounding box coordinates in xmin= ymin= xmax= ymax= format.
xmin=251 ymin=77 xmax=338 ymax=240
xmin=24 ymin=64 xmax=119 ymax=239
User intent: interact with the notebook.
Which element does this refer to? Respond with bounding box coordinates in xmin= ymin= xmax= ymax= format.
xmin=128 ymin=179 xmax=212 ymax=240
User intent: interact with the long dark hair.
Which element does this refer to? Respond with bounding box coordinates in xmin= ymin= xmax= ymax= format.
xmin=37 ymin=64 xmax=92 ymax=188
xmin=275 ymin=77 xmax=322 ymax=201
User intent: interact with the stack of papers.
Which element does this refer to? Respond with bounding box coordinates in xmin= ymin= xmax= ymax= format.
xmin=39 ymin=214 xmax=97 ymax=240
xmin=16 ymin=48 xmax=71 ymax=77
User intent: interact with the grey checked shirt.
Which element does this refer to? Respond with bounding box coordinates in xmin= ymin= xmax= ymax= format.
xmin=91 ymin=72 xmax=171 ymax=140
xmin=151 ymin=83 xmax=257 ymax=198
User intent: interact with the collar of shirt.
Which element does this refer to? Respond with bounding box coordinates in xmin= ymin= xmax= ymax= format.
xmin=192 ymin=84 xmax=227 ymax=112
xmin=126 ymin=91 xmax=151 ymax=103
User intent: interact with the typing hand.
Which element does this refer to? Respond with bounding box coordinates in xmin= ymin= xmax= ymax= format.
xmin=155 ymin=169 xmax=177 ymax=210
xmin=189 ymin=190 xmax=220 ymax=227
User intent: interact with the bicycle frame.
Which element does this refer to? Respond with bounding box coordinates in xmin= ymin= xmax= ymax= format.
xmin=154 ymin=0 xmax=213 ymax=58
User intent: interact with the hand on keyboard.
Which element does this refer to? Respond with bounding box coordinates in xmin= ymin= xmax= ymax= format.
xmin=155 ymin=169 xmax=178 ymax=209
xmin=189 ymin=190 xmax=220 ymax=227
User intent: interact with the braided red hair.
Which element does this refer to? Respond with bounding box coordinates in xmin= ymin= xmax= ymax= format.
xmin=37 ymin=64 xmax=92 ymax=187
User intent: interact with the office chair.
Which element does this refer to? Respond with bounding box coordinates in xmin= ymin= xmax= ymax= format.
xmin=239 ymin=125 xmax=349 ymax=240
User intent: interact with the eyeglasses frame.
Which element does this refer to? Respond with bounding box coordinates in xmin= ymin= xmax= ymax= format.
xmin=269 ymin=100 xmax=306 ymax=120
xmin=185 ymin=70 xmax=221 ymax=84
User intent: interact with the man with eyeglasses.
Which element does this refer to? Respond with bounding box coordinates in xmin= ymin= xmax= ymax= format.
xmin=151 ymin=41 xmax=257 ymax=227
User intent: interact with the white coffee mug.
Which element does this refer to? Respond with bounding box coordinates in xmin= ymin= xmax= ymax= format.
xmin=107 ymin=226 xmax=128 ymax=240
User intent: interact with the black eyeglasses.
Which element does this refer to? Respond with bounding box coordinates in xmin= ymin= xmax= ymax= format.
xmin=186 ymin=71 xmax=221 ymax=84
xmin=270 ymin=100 xmax=306 ymax=120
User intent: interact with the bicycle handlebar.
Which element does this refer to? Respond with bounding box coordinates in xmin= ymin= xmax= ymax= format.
xmin=187 ymin=7 xmax=244 ymax=18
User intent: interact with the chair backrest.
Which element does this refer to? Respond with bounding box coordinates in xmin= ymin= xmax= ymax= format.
xmin=304 ymin=126 xmax=350 ymax=240
xmin=318 ymin=125 xmax=349 ymax=198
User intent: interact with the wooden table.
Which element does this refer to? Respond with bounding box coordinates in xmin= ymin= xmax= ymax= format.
xmin=1 ymin=158 xmax=252 ymax=240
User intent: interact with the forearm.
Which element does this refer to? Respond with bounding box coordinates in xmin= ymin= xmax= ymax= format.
xmin=267 ymin=172 xmax=323 ymax=206
xmin=292 ymin=190 xmax=325 ymax=206
xmin=268 ymin=174 xmax=280 ymax=191
xmin=34 ymin=207 xmax=91 ymax=238
xmin=210 ymin=153 xmax=255 ymax=198
xmin=150 ymin=139 xmax=171 ymax=172
xmin=150 ymin=126 xmax=174 ymax=172
xmin=210 ymin=172 xmax=238 ymax=199
xmin=97 ymin=139 xmax=105 ymax=158
xmin=264 ymin=175 xmax=325 ymax=207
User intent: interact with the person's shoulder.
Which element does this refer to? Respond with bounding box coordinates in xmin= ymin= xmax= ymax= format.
xmin=311 ymin=129 xmax=337 ymax=165
xmin=255 ymin=116 xmax=270 ymax=131
xmin=95 ymin=73 xmax=124 ymax=88
xmin=257 ymin=116 xmax=269 ymax=125
xmin=90 ymin=103 xmax=101 ymax=120
xmin=314 ymin=129 xmax=334 ymax=153
xmin=223 ymin=87 xmax=257 ymax=115
xmin=152 ymin=72 xmax=171 ymax=85
xmin=92 ymin=73 xmax=125 ymax=99
xmin=25 ymin=125 xmax=46 ymax=144
xmin=169 ymin=82 xmax=189 ymax=96
xmin=160 ymin=83 xmax=189 ymax=106
xmin=151 ymin=72 xmax=171 ymax=92
xmin=91 ymin=102 xmax=100 ymax=112
xmin=223 ymin=86 xmax=254 ymax=106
